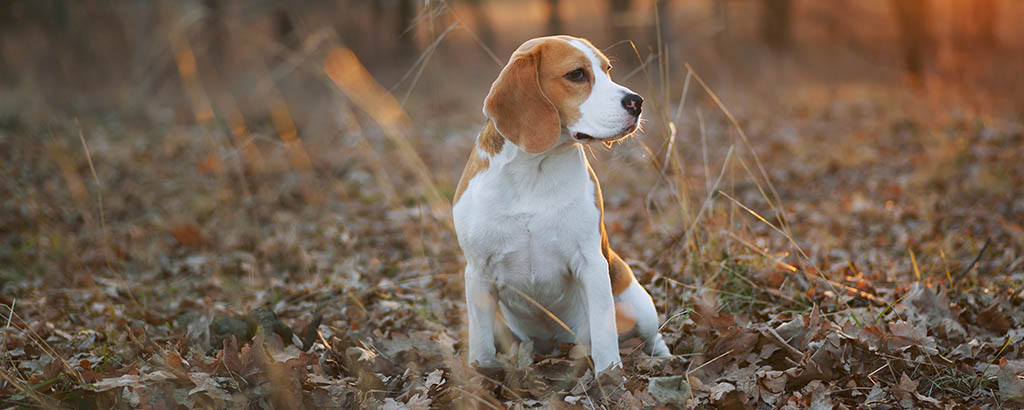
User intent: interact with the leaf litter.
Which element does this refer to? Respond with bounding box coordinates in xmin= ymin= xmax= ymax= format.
xmin=1 ymin=62 xmax=1022 ymax=409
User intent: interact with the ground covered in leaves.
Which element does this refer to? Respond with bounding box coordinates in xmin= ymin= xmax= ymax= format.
xmin=3 ymin=56 xmax=1024 ymax=408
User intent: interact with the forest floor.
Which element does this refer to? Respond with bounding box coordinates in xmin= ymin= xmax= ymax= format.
xmin=2 ymin=47 xmax=1023 ymax=409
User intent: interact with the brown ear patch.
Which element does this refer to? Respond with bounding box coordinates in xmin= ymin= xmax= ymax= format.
xmin=484 ymin=45 xmax=561 ymax=153
xmin=479 ymin=120 xmax=505 ymax=155
xmin=587 ymin=162 xmax=635 ymax=296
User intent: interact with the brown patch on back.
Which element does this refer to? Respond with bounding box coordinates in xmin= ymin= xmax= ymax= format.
xmin=453 ymin=124 xmax=498 ymax=204
xmin=587 ymin=161 xmax=635 ymax=296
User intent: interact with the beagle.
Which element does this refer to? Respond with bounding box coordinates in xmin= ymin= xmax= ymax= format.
xmin=453 ymin=35 xmax=670 ymax=373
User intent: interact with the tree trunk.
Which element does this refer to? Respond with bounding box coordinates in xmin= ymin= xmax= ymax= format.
xmin=973 ymin=0 xmax=997 ymax=48
xmin=608 ymin=0 xmax=632 ymax=41
xmin=465 ymin=0 xmax=496 ymax=50
xmin=891 ymin=0 xmax=932 ymax=79
xmin=397 ymin=0 xmax=417 ymax=54
xmin=760 ymin=0 xmax=792 ymax=50
xmin=546 ymin=0 xmax=562 ymax=34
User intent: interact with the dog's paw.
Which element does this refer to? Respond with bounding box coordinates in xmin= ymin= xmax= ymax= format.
xmin=646 ymin=334 xmax=672 ymax=357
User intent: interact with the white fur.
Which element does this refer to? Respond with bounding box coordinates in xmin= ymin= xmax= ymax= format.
xmin=455 ymin=37 xmax=668 ymax=373
xmin=566 ymin=39 xmax=639 ymax=141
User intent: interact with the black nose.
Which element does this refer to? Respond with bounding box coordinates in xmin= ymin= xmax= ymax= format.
xmin=621 ymin=93 xmax=643 ymax=116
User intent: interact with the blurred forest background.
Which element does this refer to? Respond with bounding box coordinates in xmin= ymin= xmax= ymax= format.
xmin=2 ymin=0 xmax=1023 ymax=408
xmin=2 ymin=0 xmax=1023 ymax=122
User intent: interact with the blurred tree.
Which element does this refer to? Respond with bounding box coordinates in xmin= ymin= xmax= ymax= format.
xmin=366 ymin=0 xmax=420 ymax=60
xmin=973 ymin=0 xmax=997 ymax=48
xmin=714 ymin=0 xmax=729 ymax=36
xmin=891 ymin=0 xmax=932 ymax=80
xmin=760 ymin=0 xmax=792 ymax=50
xmin=546 ymin=0 xmax=562 ymax=34
xmin=608 ymin=0 xmax=632 ymax=41
xmin=274 ymin=8 xmax=296 ymax=49
xmin=398 ymin=0 xmax=417 ymax=53
xmin=202 ymin=0 xmax=228 ymax=70
xmin=464 ymin=0 xmax=497 ymax=50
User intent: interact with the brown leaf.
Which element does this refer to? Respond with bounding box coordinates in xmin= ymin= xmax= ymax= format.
xmin=892 ymin=372 xmax=919 ymax=402
xmin=221 ymin=336 xmax=243 ymax=376
xmin=171 ymin=224 xmax=202 ymax=248
xmin=89 ymin=371 xmax=176 ymax=392
xmin=424 ymin=369 xmax=445 ymax=391
xmin=804 ymin=380 xmax=834 ymax=410
xmin=977 ymin=303 xmax=1011 ymax=334
xmin=888 ymin=320 xmax=938 ymax=354
xmin=902 ymin=282 xmax=966 ymax=340
xmin=197 ymin=154 xmax=223 ymax=174
xmin=998 ymin=360 xmax=1024 ymax=401
xmin=648 ymin=375 xmax=690 ymax=405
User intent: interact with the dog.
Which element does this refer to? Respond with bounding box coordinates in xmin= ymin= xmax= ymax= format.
xmin=453 ymin=35 xmax=671 ymax=373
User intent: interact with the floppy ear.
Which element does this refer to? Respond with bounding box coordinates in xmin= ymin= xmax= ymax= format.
xmin=484 ymin=50 xmax=561 ymax=153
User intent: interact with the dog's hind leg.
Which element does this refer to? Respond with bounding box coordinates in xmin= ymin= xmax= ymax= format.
xmin=615 ymin=280 xmax=671 ymax=357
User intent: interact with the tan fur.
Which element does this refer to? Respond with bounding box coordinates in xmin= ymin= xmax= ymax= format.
xmin=473 ymin=34 xmax=634 ymax=295
xmin=486 ymin=36 xmax=612 ymax=153
xmin=453 ymin=123 xmax=502 ymax=204
xmin=586 ymin=162 xmax=636 ymax=298
xmin=484 ymin=46 xmax=561 ymax=153
xmin=478 ymin=120 xmax=504 ymax=155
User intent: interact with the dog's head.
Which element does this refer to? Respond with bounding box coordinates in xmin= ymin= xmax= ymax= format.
xmin=483 ymin=35 xmax=643 ymax=153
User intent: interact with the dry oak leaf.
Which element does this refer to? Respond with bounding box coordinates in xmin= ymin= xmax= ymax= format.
xmin=171 ymin=224 xmax=202 ymax=248
xmin=978 ymin=303 xmax=1012 ymax=334
xmin=892 ymin=372 xmax=919 ymax=408
xmin=902 ymin=282 xmax=966 ymax=340
xmin=89 ymin=371 xmax=176 ymax=392
xmin=647 ymin=375 xmax=690 ymax=405
xmin=998 ymin=359 xmax=1024 ymax=401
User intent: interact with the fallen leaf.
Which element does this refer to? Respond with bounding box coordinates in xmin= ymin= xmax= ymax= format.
xmin=648 ymin=375 xmax=690 ymax=405
xmin=171 ymin=224 xmax=202 ymax=247
xmin=90 ymin=371 xmax=176 ymax=392
xmin=424 ymin=369 xmax=445 ymax=390
xmin=998 ymin=360 xmax=1024 ymax=401
xmin=977 ymin=303 xmax=1011 ymax=334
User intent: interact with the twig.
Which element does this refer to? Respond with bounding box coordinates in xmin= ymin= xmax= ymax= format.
xmin=455 ymin=386 xmax=502 ymax=410
xmin=686 ymin=349 xmax=733 ymax=377
xmin=77 ymin=121 xmax=143 ymax=310
xmin=763 ymin=327 xmax=803 ymax=361
xmin=952 ymin=237 xmax=991 ymax=282
xmin=650 ymin=146 xmax=734 ymax=267
xmin=1 ymin=299 xmax=13 ymax=353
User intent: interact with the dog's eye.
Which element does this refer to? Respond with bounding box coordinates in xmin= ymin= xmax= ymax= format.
xmin=564 ymin=68 xmax=586 ymax=82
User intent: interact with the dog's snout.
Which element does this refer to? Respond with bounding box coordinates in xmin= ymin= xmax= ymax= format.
xmin=621 ymin=93 xmax=643 ymax=116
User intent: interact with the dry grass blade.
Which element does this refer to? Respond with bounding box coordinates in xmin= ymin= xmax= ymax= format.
xmin=324 ymin=47 xmax=450 ymax=218
xmin=684 ymin=64 xmax=790 ymax=231
xmin=953 ymin=237 xmax=991 ymax=282
xmin=726 ymin=231 xmax=881 ymax=304
xmin=651 ymin=146 xmax=734 ymax=267
xmin=502 ymin=286 xmax=577 ymax=343
xmin=392 ymin=21 xmax=459 ymax=107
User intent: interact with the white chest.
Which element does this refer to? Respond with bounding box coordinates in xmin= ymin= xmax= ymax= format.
xmin=453 ymin=144 xmax=602 ymax=320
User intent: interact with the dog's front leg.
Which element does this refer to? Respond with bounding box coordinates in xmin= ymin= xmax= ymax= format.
xmin=578 ymin=256 xmax=621 ymax=373
xmin=465 ymin=263 xmax=498 ymax=367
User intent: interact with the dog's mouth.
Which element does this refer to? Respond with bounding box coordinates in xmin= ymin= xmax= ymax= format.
xmin=572 ymin=122 xmax=640 ymax=144
xmin=572 ymin=132 xmax=596 ymax=142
